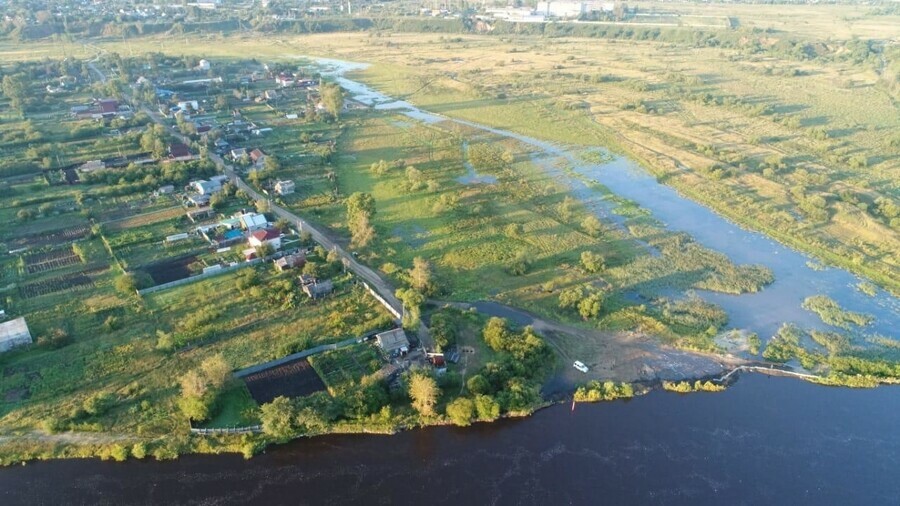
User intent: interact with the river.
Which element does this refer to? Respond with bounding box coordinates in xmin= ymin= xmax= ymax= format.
xmin=314 ymin=57 xmax=899 ymax=342
xmin=2 ymin=374 xmax=898 ymax=505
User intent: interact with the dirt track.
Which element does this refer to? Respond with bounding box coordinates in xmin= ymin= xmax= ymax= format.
xmin=433 ymin=300 xmax=745 ymax=390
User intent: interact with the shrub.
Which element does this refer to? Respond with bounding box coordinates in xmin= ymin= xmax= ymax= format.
xmin=446 ymin=397 xmax=475 ymax=426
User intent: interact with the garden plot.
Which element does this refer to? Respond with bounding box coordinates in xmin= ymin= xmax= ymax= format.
xmin=18 ymin=267 xmax=105 ymax=299
xmin=309 ymin=344 xmax=383 ymax=392
xmin=242 ymin=358 xmax=327 ymax=405
xmin=8 ymin=225 xmax=91 ymax=250
xmin=140 ymin=254 xmax=198 ymax=285
xmin=23 ymin=246 xmax=82 ymax=274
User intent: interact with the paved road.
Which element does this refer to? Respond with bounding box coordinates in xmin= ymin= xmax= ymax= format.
xmin=139 ymin=106 xmax=431 ymax=346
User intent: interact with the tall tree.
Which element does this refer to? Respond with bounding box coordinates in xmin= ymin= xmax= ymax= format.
xmin=320 ymin=82 xmax=344 ymax=119
xmin=409 ymin=372 xmax=439 ymax=417
xmin=409 ymin=256 xmax=434 ymax=295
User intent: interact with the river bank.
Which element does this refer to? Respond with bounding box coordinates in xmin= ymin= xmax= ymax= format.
xmin=3 ymin=374 xmax=899 ymax=505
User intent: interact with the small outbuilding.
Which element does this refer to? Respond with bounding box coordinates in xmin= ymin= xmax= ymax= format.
xmin=275 ymin=180 xmax=295 ymax=195
xmin=0 ymin=317 xmax=32 ymax=353
xmin=376 ymin=328 xmax=410 ymax=356
xmin=302 ymin=279 xmax=334 ymax=299
xmin=274 ymin=253 xmax=305 ymax=272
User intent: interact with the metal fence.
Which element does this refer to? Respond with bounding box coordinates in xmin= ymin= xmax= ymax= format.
xmin=189 ymin=425 xmax=262 ymax=435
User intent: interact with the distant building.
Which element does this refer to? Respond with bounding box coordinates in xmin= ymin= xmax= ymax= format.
xmin=157 ymin=184 xmax=175 ymax=195
xmin=274 ymin=180 xmax=295 ymax=196
xmin=376 ymin=328 xmax=410 ymax=355
xmin=0 ymin=317 xmax=32 ymax=353
xmin=536 ymin=1 xmax=586 ymax=17
xmin=197 ymin=59 xmax=211 ymax=71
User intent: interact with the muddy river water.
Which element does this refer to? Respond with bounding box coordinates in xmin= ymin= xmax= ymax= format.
xmin=2 ymin=375 xmax=899 ymax=505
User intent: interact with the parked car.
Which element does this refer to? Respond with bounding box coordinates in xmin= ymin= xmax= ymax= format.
xmin=573 ymin=360 xmax=589 ymax=373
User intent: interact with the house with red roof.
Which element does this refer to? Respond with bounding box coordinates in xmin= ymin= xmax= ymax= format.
xmin=248 ymin=228 xmax=281 ymax=251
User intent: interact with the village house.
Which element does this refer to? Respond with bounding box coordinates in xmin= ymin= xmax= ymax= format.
xmin=190 ymin=179 xmax=222 ymax=195
xmin=186 ymin=194 xmax=210 ymax=207
xmin=230 ymin=147 xmax=247 ymax=160
xmin=376 ymin=328 xmax=410 ymax=356
xmin=197 ymin=59 xmax=211 ymax=71
xmin=238 ymin=212 xmax=268 ymax=232
xmin=249 ymin=148 xmax=266 ymax=167
xmin=248 ymin=228 xmax=282 ymax=250
xmin=273 ymin=253 xmax=305 ymax=272
xmin=0 ymin=317 xmax=32 ymax=353
xmin=275 ymin=72 xmax=295 ymax=88
xmin=274 ymin=180 xmax=295 ymax=196
xmin=187 ymin=207 xmax=214 ymax=222
xmin=302 ymin=279 xmax=334 ymax=299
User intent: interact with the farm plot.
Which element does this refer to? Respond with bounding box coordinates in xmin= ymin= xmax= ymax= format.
xmin=140 ymin=254 xmax=198 ymax=285
xmin=23 ymin=247 xmax=82 ymax=274
xmin=8 ymin=225 xmax=91 ymax=250
xmin=242 ymin=358 xmax=326 ymax=405
xmin=18 ymin=267 xmax=105 ymax=299
xmin=103 ymin=206 xmax=186 ymax=232
xmin=309 ymin=344 xmax=383 ymax=392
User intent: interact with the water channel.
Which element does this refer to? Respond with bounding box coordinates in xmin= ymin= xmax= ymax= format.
xmin=317 ymin=57 xmax=899 ymax=341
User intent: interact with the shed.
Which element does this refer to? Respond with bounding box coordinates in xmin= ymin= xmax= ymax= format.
xmin=275 ymin=180 xmax=295 ymax=195
xmin=274 ymin=253 xmax=305 ymax=272
xmin=376 ymin=328 xmax=410 ymax=355
xmin=302 ymin=279 xmax=334 ymax=299
xmin=0 ymin=317 xmax=32 ymax=353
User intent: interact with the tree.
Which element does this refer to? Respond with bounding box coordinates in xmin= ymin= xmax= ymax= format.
xmin=264 ymin=155 xmax=281 ymax=172
xmin=466 ymin=374 xmax=490 ymax=395
xmin=446 ymin=397 xmax=475 ymax=426
xmin=409 ymin=372 xmax=439 ymax=417
xmin=255 ymin=243 xmax=275 ymax=259
xmin=1 ymin=74 xmax=28 ymax=112
xmin=580 ymin=251 xmax=605 ymax=273
xmin=577 ymin=292 xmax=604 ymax=319
xmin=474 ymin=394 xmax=501 ymax=421
xmin=482 ymin=317 xmax=512 ymax=352
xmin=430 ymin=312 xmax=457 ymax=352
xmin=209 ymin=192 xmax=228 ymax=210
xmin=409 ymin=257 xmax=434 ymax=295
xmin=260 ymin=396 xmax=297 ymax=439
xmin=115 ymin=273 xmax=137 ymax=295
xmin=178 ymin=354 xmax=231 ymax=422
xmin=346 ymin=192 xmax=375 ymax=222
xmin=347 ymin=192 xmax=376 ymax=248
xmin=396 ymin=288 xmax=425 ymax=329
xmin=350 ymin=214 xmax=376 ymax=248
xmin=320 ymin=82 xmax=344 ymax=119
xmin=581 ymin=215 xmax=602 ymax=237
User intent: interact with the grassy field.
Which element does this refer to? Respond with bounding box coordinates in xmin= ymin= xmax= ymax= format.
xmin=40 ymin=29 xmax=896 ymax=293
